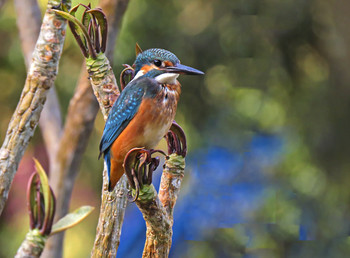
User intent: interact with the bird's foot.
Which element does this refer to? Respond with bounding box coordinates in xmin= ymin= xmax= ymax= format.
xmin=123 ymin=148 xmax=164 ymax=202
xmin=165 ymin=121 xmax=187 ymax=157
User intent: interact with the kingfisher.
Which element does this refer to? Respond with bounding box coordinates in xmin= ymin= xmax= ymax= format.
xmin=99 ymin=47 xmax=204 ymax=191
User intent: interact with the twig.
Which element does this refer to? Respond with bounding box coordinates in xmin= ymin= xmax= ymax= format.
xmin=0 ymin=0 xmax=70 ymax=215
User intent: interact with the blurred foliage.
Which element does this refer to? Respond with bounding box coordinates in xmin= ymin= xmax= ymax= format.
xmin=1 ymin=0 xmax=350 ymax=257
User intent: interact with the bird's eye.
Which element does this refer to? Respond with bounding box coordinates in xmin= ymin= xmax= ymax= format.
xmin=153 ymin=59 xmax=162 ymax=67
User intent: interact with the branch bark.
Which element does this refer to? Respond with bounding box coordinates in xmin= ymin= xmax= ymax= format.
xmin=14 ymin=0 xmax=41 ymax=68
xmin=43 ymin=1 xmax=129 ymax=257
xmin=14 ymin=0 xmax=63 ymax=167
xmin=15 ymin=229 xmax=48 ymax=258
xmin=134 ymin=154 xmax=186 ymax=257
xmin=87 ymin=51 xmax=129 ymax=257
xmin=0 ymin=0 xmax=69 ymax=215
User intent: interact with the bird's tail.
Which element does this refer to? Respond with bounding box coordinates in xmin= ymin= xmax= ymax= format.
xmin=103 ymin=149 xmax=113 ymax=191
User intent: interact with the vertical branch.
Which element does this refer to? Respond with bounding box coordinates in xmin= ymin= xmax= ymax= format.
xmin=91 ymin=1 xmax=130 ymax=252
xmin=43 ymin=1 xmax=130 ymax=257
xmin=141 ymin=154 xmax=185 ymax=257
xmin=135 ymin=185 xmax=172 ymax=258
xmin=0 ymin=0 xmax=70 ymax=215
xmin=158 ymin=154 xmax=185 ymax=220
xmin=92 ymin=175 xmax=129 ymax=258
xmin=88 ymin=51 xmax=129 ymax=257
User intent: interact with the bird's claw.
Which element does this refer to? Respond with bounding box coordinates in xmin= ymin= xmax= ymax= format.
xmin=123 ymin=148 xmax=163 ymax=202
xmin=165 ymin=121 xmax=187 ymax=157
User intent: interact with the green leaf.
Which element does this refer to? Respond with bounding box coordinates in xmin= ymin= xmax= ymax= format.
xmin=52 ymin=9 xmax=96 ymax=58
xmin=33 ymin=159 xmax=51 ymax=222
xmin=82 ymin=6 xmax=92 ymax=29
xmin=27 ymin=173 xmax=38 ymax=229
xmin=50 ymin=206 xmax=94 ymax=235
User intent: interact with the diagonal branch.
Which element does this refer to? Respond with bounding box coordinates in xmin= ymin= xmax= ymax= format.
xmin=14 ymin=0 xmax=63 ymax=168
xmin=0 ymin=0 xmax=70 ymax=215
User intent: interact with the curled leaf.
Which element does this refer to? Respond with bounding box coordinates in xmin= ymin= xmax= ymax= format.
xmin=87 ymin=9 xmax=108 ymax=52
xmin=52 ymin=9 xmax=96 ymax=58
xmin=166 ymin=121 xmax=187 ymax=157
xmin=33 ymin=159 xmax=56 ymax=235
xmin=33 ymin=159 xmax=50 ymax=224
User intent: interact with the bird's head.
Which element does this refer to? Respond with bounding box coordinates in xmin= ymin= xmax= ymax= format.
xmin=132 ymin=47 xmax=204 ymax=85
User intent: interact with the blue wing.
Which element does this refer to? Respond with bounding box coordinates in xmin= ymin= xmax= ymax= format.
xmin=99 ymin=83 xmax=145 ymax=156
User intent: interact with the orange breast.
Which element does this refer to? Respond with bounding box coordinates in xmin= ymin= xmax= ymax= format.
xmin=108 ymin=83 xmax=180 ymax=189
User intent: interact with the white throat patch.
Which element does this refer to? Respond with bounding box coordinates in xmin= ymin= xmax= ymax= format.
xmin=129 ymin=69 xmax=145 ymax=83
xmin=155 ymin=73 xmax=179 ymax=85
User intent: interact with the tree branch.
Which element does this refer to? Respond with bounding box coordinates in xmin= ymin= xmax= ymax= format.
xmin=133 ymin=154 xmax=186 ymax=257
xmin=158 ymin=154 xmax=185 ymax=220
xmin=43 ymin=1 xmax=129 ymax=257
xmin=0 ymin=0 xmax=70 ymax=215
xmin=136 ymin=185 xmax=172 ymax=258
xmin=88 ymin=50 xmax=129 ymax=258
xmin=92 ymin=174 xmax=129 ymax=257
xmin=14 ymin=0 xmax=63 ymax=167
xmin=14 ymin=0 xmax=41 ymax=68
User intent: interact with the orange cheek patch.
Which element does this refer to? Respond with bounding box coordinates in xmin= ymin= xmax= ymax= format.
xmin=140 ymin=64 xmax=154 ymax=74
xmin=164 ymin=61 xmax=173 ymax=67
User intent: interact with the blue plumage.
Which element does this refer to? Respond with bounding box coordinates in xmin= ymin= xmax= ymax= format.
xmin=99 ymin=47 xmax=204 ymax=191
xmin=99 ymin=83 xmax=145 ymax=156
xmin=99 ymin=81 xmax=144 ymax=186
xmin=99 ymin=76 xmax=161 ymax=188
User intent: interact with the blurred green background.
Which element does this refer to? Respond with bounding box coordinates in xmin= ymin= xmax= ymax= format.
xmin=2 ymin=0 xmax=350 ymax=257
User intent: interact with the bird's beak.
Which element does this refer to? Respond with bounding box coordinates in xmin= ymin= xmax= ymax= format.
xmin=165 ymin=63 xmax=204 ymax=75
